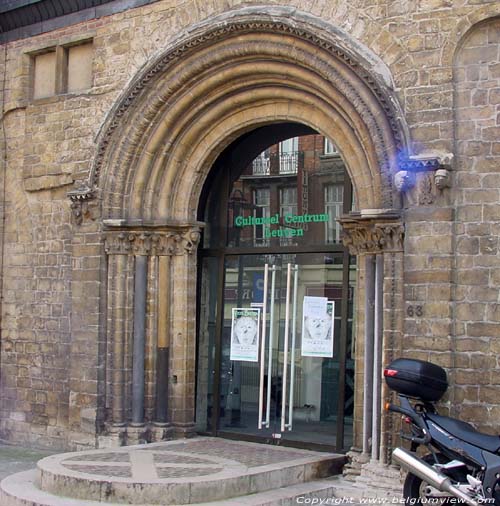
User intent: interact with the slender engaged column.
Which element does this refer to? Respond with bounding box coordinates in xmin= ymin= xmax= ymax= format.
xmin=156 ymin=255 xmax=171 ymax=424
xmin=339 ymin=215 xmax=404 ymax=461
xmin=363 ymin=254 xmax=375 ymax=454
xmin=111 ymin=254 xmax=126 ymax=426
xmin=170 ymin=235 xmax=200 ymax=434
xmin=132 ymin=255 xmax=148 ymax=425
xmin=371 ymin=254 xmax=384 ymax=460
xmin=104 ymin=224 xmax=202 ymax=435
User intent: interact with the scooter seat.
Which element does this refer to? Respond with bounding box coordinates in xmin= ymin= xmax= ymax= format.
xmin=428 ymin=413 xmax=500 ymax=453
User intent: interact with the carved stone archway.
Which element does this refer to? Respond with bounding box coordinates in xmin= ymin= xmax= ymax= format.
xmin=68 ymin=7 xmax=443 ymax=447
xmin=78 ymin=6 xmax=416 ymax=221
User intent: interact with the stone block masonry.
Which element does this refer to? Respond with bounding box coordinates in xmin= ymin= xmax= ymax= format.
xmin=0 ymin=0 xmax=499 ymax=454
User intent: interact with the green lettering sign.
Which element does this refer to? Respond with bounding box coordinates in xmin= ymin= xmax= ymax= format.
xmin=235 ymin=213 xmax=328 ymax=228
xmin=234 ymin=212 xmax=328 ymax=238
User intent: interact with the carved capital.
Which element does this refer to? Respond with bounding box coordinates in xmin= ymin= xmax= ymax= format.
xmin=339 ymin=214 xmax=404 ymax=255
xmin=104 ymin=232 xmax=134 ymax=255
xmin=172 ymin=229 xmax=202 ymax=255
xmin=104 ymin=227 xmax=201 ymax=256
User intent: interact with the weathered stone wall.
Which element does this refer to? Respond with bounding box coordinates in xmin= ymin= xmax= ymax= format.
xmin=402 ymin=15 xmax=500 ymax=434
xmin=0 ymin=0 xmax=499 ymax=449
xmin=451 ymin=17 xmax=500 ymax=434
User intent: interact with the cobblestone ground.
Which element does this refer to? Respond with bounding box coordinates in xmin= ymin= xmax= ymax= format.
xmin=0 ymin=443 xmax=57 ymax=481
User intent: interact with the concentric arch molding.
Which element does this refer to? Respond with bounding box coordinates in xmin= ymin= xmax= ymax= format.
xmin=80 ymin=6 xmax=413 ymax=212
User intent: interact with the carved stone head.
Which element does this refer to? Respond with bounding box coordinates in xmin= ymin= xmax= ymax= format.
xmin=434 ymin=169 xmax=451 ymax=190
xmin=394 ymin=170 xmax=416 ymax=192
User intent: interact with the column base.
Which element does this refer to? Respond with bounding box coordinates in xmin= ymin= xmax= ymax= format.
xmin=97 ymin=421 xmax=196 ymax=448
xmin=354 ymin=459 xmax=403 ymax=497
xmin=150 ymin=423 xmax=175 ymax=442
xmin=127 ymin=424 xmax=149 ymax=445
xmin=342 ymin=447 xmax=369 ymax=481
xmin=171 ymin=422 xmax=197 ymax=439
xmin=98 ymin=424 xmax=127 ymax=448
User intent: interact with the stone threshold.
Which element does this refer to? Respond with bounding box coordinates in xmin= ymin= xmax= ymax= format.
xmin=1 ymin=437 xmax=347 ymax=506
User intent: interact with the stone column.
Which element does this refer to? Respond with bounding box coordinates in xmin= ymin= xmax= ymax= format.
xmin=372 ymin=254 xmax=384 ymax=461
xmin=168 ymin=229 xmax=201 ymax=437
xmin=339 ymin=213 xmax=404 ymax=478
xmin=131 ymin=254 xmax=148 ymax=425
xmin=111 ymin=253 xmax=127 ymax=426
xmin=155 ymin=255 xmax=171 ymax=425
xmin=104 ymin=233 xmax=133 ymax=442
xmin=103 ymin=223 xmax=201 ymax=444
xmin=363 ymin=254 xmax=375 ymax=455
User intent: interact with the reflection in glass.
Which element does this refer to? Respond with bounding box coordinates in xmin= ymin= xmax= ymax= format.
xmin=227 ymin=134 xmax=347 ymax=248
xmin=196 ymin=129 xmax=356 ymax=451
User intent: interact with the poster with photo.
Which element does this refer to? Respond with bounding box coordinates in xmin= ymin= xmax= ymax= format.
xmin=301 ymin=297 xmax=335 ymax=358
xmin=230 ymin=308 xmax=260 ymax=362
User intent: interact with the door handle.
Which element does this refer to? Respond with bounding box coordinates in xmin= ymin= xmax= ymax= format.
xmin=286 ymin=264 xmax=299 ymax=431
xmin=258 ymin=263 xmax=269 ymax=429
xmin=265 ymin=265 xmax=277 ymax=428
xmin=281 ymin=263 xmax=292 ymax=432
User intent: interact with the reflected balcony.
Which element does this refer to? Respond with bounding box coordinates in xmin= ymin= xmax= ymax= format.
xmin=252 ymin=151 xmax=304 ymax=176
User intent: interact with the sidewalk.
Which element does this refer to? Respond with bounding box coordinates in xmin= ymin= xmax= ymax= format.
xmin=0 ymin=442 xmax=56 ymax=481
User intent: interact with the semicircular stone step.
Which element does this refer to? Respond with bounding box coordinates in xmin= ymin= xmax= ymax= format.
xmin=35 ymin=438 xmax=345 ymax=504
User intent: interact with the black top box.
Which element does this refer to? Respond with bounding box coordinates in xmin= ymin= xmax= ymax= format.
xmin=384 ymin=358 xmax=448 ymax=402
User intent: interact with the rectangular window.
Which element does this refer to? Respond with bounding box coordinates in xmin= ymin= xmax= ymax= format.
xmin=325 ymin=184 xmax=343 ymax=243
xmin=279 ymin=137 xmax=298 ymax=174
xmin=280 ymin=186 xmax=298 ymax=245
xmin=324 ymin=137 xmax=338 ymax=155
xmin=253 ymin=188 xmax=271 ymax=246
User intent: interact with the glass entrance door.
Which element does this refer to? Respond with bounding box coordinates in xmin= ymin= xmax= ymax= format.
xmin=196 ymin=130 xmax=356 ymax=451
xmin=218 ymin=255 xmax=285 ymax=439
xmin=204 ymin=252 xmax=354 ymax=449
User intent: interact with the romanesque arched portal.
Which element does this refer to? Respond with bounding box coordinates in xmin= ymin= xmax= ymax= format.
xmin=68 ymin=7 xmax=440 ymax=461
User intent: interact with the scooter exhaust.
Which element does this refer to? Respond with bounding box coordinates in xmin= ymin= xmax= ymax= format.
xmin=393 ymin=447 xmax=479 ymax=506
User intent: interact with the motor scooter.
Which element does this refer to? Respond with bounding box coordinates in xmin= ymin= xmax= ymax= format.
xmin=385 ymin=358 xmax=500 ymax=505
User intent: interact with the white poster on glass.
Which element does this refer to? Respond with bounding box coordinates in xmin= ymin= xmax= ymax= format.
xmin=301 ymin=297 xmax=335 ymax=358
xmin=230 ymin=308 xmax=260 ymax=362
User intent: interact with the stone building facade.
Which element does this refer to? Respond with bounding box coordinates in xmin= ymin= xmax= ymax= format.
xmin=0 ymin=0 xmax=499 ymax=478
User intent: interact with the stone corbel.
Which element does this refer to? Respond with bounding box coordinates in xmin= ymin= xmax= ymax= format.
xmin=396 ymin=153 xmax=453 ymax=204
xmin=434 ymin=169 xmax=451 ymax=190
xmin=397 ymin=153 xmax=452 ymax=189
xmin=339 ymin=212 xmax=404 ymax=255
xmin=393 ymin=170 xmax=416 ymax=192
xmin=68 ymin=184 xmax=96 ymax=225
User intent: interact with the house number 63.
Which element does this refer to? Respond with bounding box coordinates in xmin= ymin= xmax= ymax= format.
xmin=406 ymin=305 xmax=423 ymax=317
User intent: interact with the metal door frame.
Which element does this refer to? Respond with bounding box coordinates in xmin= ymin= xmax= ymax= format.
xmin=195 ymin=168 xmax=354 ymax=452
